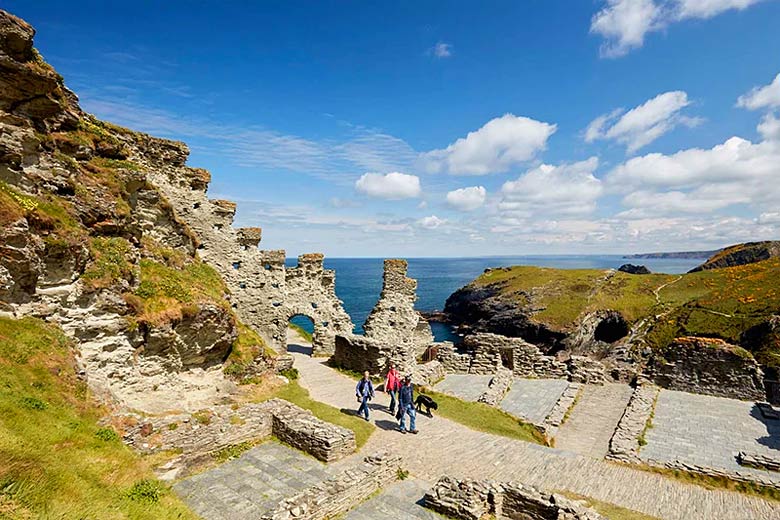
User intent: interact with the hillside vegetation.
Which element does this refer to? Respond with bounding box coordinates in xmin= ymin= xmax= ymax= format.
xmin=447 ymin=256 xmax=780 ymax=367
xmin=0 ymin=317 xmax=197 ymax=519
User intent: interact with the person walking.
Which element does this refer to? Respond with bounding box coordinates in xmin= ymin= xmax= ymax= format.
xmin=355 ymin=371 xmax=375 ymax=421
xmin=385 ymin=363 xmax=401 ymax=415
xmin=397 ymin=375 xmax=418 ymax=434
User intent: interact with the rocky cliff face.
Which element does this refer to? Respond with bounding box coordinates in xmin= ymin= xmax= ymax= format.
xmin=689 ymin=241 xmax=780 ymax=272
xmin=0 ymin=10 xmax=300 ymax=412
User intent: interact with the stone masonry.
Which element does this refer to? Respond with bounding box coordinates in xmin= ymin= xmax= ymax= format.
xmin=332 ymin=259 xmax=434 ymax=375
xmin=607 ymin=383 xmax=659 ymax=464
xmin=362 ymin=259 xmax=434 ymax=356
xmin=121 ymin=397 xmax=355 ymax=478
xmin=260 ymin=452 xmax=402 ymax=520
xmin=437 ymin=332 xmax=607 ymax=384
xmin=423 ymin=475 xmax=606 ymax=520
xmin=146 ymin=164 xmax=354 ymax=356
xmin=650 ymin=336 xmax=765 ymax=401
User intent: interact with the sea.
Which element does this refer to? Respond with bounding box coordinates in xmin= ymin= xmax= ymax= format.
xmin=286 ymin=255 xmax=704 ymax=343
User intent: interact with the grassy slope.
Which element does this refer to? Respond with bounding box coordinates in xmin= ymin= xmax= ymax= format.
xmin=0 ymin=317 xmax=197 ymax=519
xmin=473 ymin=259 xmax=780 ymax=362
xmin=418 ymin=387 xmax=548 ymax=445
xmin=558 ymin=491 xmax=660 ymax=520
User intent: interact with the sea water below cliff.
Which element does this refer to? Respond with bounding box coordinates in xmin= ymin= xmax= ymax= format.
xmin=286 ymin=255 xmax=703 ymax=343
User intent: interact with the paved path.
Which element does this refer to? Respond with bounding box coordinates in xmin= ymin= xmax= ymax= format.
xmin=555 ymin=383 xmax=634 ymax=458
xmin=173 ymin=441 xmax=333 ymax=520
xmin=291 ymin=349 xmax=780 ymax=520
xmin=500 ymin=378 xmax=569 ymax=424
xmin=343 ymin=479 xmax=445 ymax=519
xmin=434 ymin=374 xmax=493 ymax=402
xmin=642 ymin=389 xmax=780 ymax=482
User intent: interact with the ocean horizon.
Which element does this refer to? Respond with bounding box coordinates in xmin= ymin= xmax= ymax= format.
xmin=287 ymin=254 xmax=704 ymax=342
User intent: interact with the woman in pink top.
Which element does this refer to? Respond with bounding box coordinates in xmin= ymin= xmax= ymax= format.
xmin=385 ymin=363 xmax=401 ymax=415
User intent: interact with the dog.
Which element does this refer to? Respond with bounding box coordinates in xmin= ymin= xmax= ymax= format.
xmin=414 ymin=394 xmax=438 ymax=417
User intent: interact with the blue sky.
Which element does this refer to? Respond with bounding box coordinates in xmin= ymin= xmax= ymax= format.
xmin=5 ymin=0 xmax=780 ymax=256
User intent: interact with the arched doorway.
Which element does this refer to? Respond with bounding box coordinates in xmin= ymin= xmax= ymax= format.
xmin=287 ymin=314 xmax=315 ymax=355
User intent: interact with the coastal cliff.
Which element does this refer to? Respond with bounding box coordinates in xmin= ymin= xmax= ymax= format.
xmin=444 ymin=253 xmax=780 ymax=375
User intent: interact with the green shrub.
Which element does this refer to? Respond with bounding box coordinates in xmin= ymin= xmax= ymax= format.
xmin=95 ymin=427 xmax=119 ymax=442
xmin=124 ymin=479 xmax=165 ymax=503
xmin=20 ymin=396 xmax=47 ymax=410
xmin=280 ymin=368 xmax=299 ymax=381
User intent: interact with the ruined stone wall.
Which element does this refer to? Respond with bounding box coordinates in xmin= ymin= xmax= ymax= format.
xmin=423 ymin=476 xmax=605 ymax=520
xmin=122 ymin=398 xmax=356 ymax=478
xmin=436 ymin=333 xmax=606 ymax=384
xmin=650 ymin=337 xmax=765 ymax=401
xmin=144 ymin=163 xmax=354 ymax=356
xmin=260 ymin=453 xmax=401 ymax=520
xmin=332 ymin=334 xmax=417 ymax=375
xmin=363 ymin=259 xmax=433 ymax=356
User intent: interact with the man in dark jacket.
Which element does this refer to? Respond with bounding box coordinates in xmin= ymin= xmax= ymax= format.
xmin=397 ymin=375 xmax=418 ymax=434
xmin=355 ymin=371 xmax=375 ymax=421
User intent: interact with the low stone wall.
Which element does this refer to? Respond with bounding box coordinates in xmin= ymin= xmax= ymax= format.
xmin=649 ymin=459 xmax=780 ymax=492
xmin=543 ymin=383 xmax=581 ymax=437
xmin=270 ymin=399 xmax=356 ymax=463
xmin=738 ymin=451 xmax=780 ymax=473
xmin=423 ymin=475 xmax=605 ymax=520
xmin=568 ymin=355 xmax=606 ymax=384
xmin=412 ymin=360 xmax=447 ymax=387
xmin=650 ymin=336 xmax=765 ymax=401
xmin=332 ymin=334 xmax=417 ymax=376
xmin=260 ymin=452 xmax=401 ymax=520
xmin=122 ymin=398 xmax=355 ymax=476
xmin=607 ymin=383 xmax=660 ymax=464
xmin=477 ymin=366 xmax=513 ymax=406
xmin=437 ymin=332 xmax=606 ymax=385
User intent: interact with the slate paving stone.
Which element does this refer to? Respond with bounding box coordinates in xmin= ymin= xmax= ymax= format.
xmin=173 ymin=441 xmax=333 ymax=519
xmin=343 ymin=479 xmax=446 ymax=520
xmin=500 ymin=378 xmax=569 ymax=424
xmin=641 ymin=389 xmax=780 ymax=481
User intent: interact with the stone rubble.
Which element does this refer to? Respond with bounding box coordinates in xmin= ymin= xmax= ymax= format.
xmin=424 ymin=475 xmax=606 ymax=520
xmin=260 ymin=452 xmax=402 ymax=520
xmin=607 ymin=383 xmax=660 ymax=464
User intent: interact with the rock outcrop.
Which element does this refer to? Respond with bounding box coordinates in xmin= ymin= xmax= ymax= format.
xmin=618 ymin=263 xmax=651 ymax=275
xmin=0 ymin=8 xmax=355 ymax=413
xmin=690 ymin=241 xmax=780 ymax=272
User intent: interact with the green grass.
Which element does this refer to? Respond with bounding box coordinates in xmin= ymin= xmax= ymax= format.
xmin=418 ymin=387 xmax=548 ymax=446
xmin=224 ymin=321 xmax=277 ymax=379
xmin=288 ymin=322 xmax=313 ymax=342
xmin=255 ymin=380 xmax=374 ymax=449
xmin=557 ymin=491 xmax=660 ymax=520
xmin=81 ymin=237 xmax=134 ymax=290
xmin=615 ymin=461 xmax=780 ymax=503
xmin=0 ymin=316 xmax=197 ymax=519
xmin=129 ymin=258 xmax=229 ymax=326
xmin=471 ymin=259 xmax=780 ymax=358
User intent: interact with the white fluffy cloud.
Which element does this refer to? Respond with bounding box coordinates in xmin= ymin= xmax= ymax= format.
xmin=585 ymin=91 xmax=699 ymax=153
xmin=429 ymin=42 xmax=452 ymax=58
xmin=446 ymin=186 xmax=487 ymax=211
xmin=591 ymin=0 xmax=765 ymax=57
xmin=355 ymin=172 xmax=421 ymax=199
xmin=422 ymin=114 xmax=557 ymax=175
xmin=499 ymin=157 xmax=602 ymax=219
xmin=737 ymin=73 xmax=780 ymax=110
xmin=607 ymin=136 xmax=780 ymax=218
xmin=417 ymin=215 xmax=446 ymax=229
xmin=758 ymin=113 xmax=780 ymax=141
